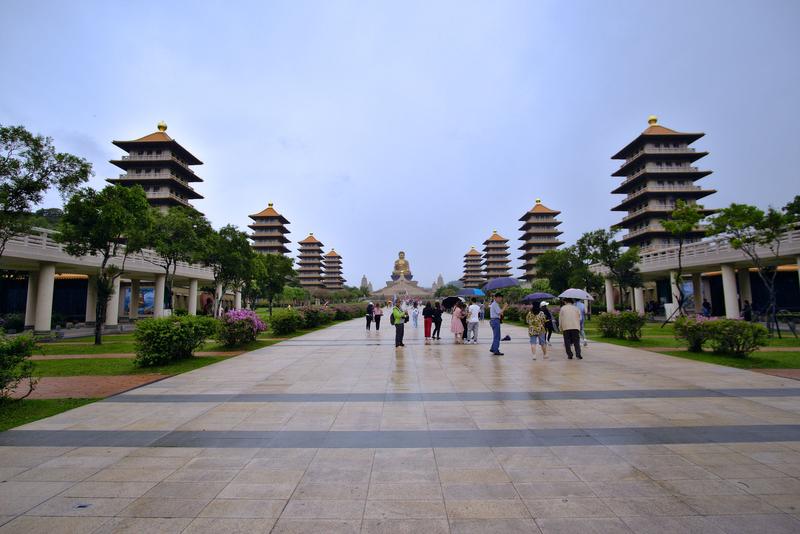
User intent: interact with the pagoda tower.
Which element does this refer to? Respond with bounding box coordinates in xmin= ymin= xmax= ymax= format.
xmin=248 ymin=202 xmax=290 ymax=255
xmin=611 ymin=116 xmax=716 ymax=251
xmin=323 ymin=249 xmax=345 ymax=290
xmin=482 ymin=231 xmax=512 ymax=280
xmin=518 ymin=199 xmax=564 ymax=280
xmin=107 ymin=122 xmax=204 ymax=211
xmin=461 ymin=247 xmax=485 ymax=288
xmin=297 ymin=233 xmax=325 ymax=288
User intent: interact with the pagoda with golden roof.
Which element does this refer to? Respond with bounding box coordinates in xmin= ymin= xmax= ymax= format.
xmin=518 ymin=199 xmax=564 ymax=280
xmin=482 ymin=231 xmax=512 ymax=280
xmin=461 ymin=247 xmax=485 ymax=288
xmin=248 ymin=202 xmax=290 ymax=255
xmin=107 ymin=122 xmax=204 ymax=211
xmin=297 ymin=233 xmax=325 ymax=288
xmin=611 ymin=116 xmax=716 ymax=251
xmin=323 ymin=249 xmax=345 ymax=290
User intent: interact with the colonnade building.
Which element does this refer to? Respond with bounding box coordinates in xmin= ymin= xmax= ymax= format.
xmin=248 ymin=203 xmax=290 ymax=255
xmin=107 ymin=122 xmax=204 ymax=211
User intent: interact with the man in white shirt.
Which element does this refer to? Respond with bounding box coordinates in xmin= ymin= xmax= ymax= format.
xmin=489 ymin=294 xmax=507 ymax=355
xmin=466 ymin=298 xmax=481 ymax=344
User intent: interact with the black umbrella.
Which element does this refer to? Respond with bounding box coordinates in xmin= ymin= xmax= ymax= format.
xmin=521 ymin=292 xmax=555 ymax=303
xmin=483 ymin=277 xmax=520 ymax=291
xmin=441 ymin=296 xmax=463 ymax=309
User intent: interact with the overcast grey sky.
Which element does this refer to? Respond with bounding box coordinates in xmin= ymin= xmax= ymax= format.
xmin=2 ymin=0 xmax=798 ymax=287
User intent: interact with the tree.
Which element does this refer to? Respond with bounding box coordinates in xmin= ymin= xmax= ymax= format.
xmin=242 ymin=253 xmax=295 ymax=315
xmin=27 ymin=208 xmax=64 ymax=229
xmin=199 ymin=225 xmax=253 ymax=317
xmin=661 ymin=200 xmax=705 ymax=318
xmin=281 ymin=285 xmax=309 ymax=306
xmin=145 ymin=207 xmax=212 ymax=312
xmin=0 ymin=125 xmax=91 ymax=258
xmin=435 ymin=284 xmax=460 ymax=297
xmin=535 ymin=247 xmax=603 ymax=294
xmin=58 ymin=185 xmax=152 ymax=344
xmin=707 ymin=202 xmax=798 ymax=337
xmin=577 ymin=229 xmax=642 ymax=308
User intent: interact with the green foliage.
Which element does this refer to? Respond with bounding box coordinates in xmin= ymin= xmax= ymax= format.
xmin=0 ymin=125 xmax=91 ymax=258
xmin=706 ymin=319 xmax=769 ymax=357
xmin=0 ymin=333 xmax=38 ymax=400
xmin=674 ymin=315 xmax=714 ymax=352
xmin=0 ymin=313 xmax=24 ymax=332
xmin=0 ymin=399 xmax=97 ymax=432
xmin=280 ymin=285 xmax=310 ymax=305
xmin=535 ymin=247 xmax=603 ymax=294
xmin=503 ymin=305 xmax=522 ymax=322
xmin=58 ymin=184 xmax=153 ymax=344
xmin=133 ymin=315 xmax=218 ymax=367
xmin=269 ymin=309 xmax=304 ymax=335
xmin=243 ymin=253 xmax=296 ymax=314
xmin=661 ymin=201 xmax=706 ymax=317
xmin=595 ymin=311 xmax=646 ymax=340
xmin=576 ymin=229 xmax=642 ymax=307
xmin=435 ymin=284 xmax=460 ymax=297
xmin=26 ymin=208 xmax=64 ymax=230
xmin=217 ymin=309 xmax=266 ymax=348
xmin=199 ymin=224 xmax=254 ymax=316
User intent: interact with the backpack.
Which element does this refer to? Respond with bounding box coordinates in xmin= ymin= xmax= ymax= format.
xmin=389 ymin=310 xmax=397 ymax=325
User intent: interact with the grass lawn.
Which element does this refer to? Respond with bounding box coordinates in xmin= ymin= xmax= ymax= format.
xmin=0 ymin=398 xmax=99 ymax=432
xmin=32 ymin=356 xmax=227 ymax=377
xmin=661 ymin=350 xmax=800 ymax=369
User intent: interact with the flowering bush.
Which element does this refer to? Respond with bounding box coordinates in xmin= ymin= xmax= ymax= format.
xmin=674 ymin=315 xmax=714 ymax=352
xmin=706 ymin=319 xmax=768 ymax=357
xmin=218 ymin=309 xmax=267 ymax=347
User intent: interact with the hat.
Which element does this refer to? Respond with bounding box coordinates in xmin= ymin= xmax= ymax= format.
xmin=540 ymin=301 xmax=548 ymax=306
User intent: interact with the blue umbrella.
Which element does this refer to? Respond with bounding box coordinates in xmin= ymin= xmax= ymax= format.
xmin=457 ymin=288 xmax=486 ymax=297
xmin=522 ymin=292 xmax=555 ymax=302
xmin=483 ymin=277 xmax=520 ymax=291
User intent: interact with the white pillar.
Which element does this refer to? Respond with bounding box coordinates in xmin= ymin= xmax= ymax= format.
xmin=153 ymin=274 xmax=166 ymax=317
xmin=117 ymin=282 xmax=126 ymax=319
xmin=721 ymin=264 xmax=739 ymax=319
xmin=188 ymin=279 xmax=198 ymax=315
xmin=85 ymin=276 xmax=97 ymax=324
xmin=215 ymin=282 xmax=223 ymax=317
xmin=634 ymin=287 xmax=645 ymax=313
xmin=692 ymin=273 xmax=703 ymax=313
xmin=24 ymin=272 xmax=38 ymax=329
xmin=34 ymin=263 xmax=55 ymax=333
xmin=604 ymin=278 xmax=615 ymax=312
xmin=105 ymin=276 xmax=121 ymax=326
xmin=737 ymin=268 xmax=752 ymax=304
xmin=129 ymin=279 xmax=140 ymax=319
xmin=234 ymin=289 xmax=242 ymax=310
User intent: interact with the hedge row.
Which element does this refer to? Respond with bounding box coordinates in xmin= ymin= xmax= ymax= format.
xmin=269 ymin=304 xmax=367 ymax=336
xmin=596 ymin=311 xmax=647 ymax=341
xmin=674 ymin=315 xmax=768 ymax=357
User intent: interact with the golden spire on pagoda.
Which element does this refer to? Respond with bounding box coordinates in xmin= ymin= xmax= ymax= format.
xmin=157 ymin=121 xmax=168 ymax=132
xmin=648 ymin=115 xmax=658 ymax=125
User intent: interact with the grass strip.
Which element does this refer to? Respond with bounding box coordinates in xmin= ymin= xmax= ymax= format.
xmin=0 ymin=398 xmax=99 ymax=432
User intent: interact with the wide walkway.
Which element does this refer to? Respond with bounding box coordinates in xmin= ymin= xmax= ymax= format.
xmin=2 ymin=318 xmax=800 ymax=533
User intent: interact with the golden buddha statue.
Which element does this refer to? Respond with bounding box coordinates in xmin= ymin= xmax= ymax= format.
xmin=392 ymin=251 xmax=413 ymax=281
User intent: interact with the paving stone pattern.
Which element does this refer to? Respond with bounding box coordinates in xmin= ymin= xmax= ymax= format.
xmin=2 ymin=318 xmax=800 ymax=533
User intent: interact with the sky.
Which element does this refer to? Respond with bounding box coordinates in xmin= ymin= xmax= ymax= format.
xmin=1 ymin=0 xmax=798 ymax=288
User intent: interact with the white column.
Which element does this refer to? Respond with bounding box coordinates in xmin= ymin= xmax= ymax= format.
xmin=188 ymin=279 xmax=198 ymax=315
xmin=634 ymin=287 xmax=645 ymax=313
xmin=720 ymin=264 xmax=739 ymax=319
xmin=129 ymin=279 xmax=140 ymax=319
xmin=604 ymin=278 xmax=615 ymax=312
xmin=105 ymin=276 xmax=121 ymax=326
xmin=215 ymin=282 xmax=223 ymax=317
xmin=154 ymin=274 xmax=166 ymax=317
xmin=692 ymin=273 xmax=703 ymax=313
xmin=234 ymin=289 xmax=242 ymax=310
xmin=34 ymin=263 xmax=55 ymax=333
xmin=117 ymin=282 xmax=126 ymax=319
xmin=737 ymin=268 xmax=752 ymax=304
xmin=85 ymin=276 xmax=97 ymax=324
xmin=669 ymin=271 xmax=680 ymax=305
xmin=24 ymin=272 xmax=38 ymax=329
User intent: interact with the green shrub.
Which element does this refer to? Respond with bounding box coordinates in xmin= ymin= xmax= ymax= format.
xmin=173 ymin=308 xmax=188 ymax=316
xmin=596 ymin=311 xmax=646 ymax=340
xmin=217 ymin=309 xmax=266 ymax=347
xmin=0 ymin=333 xmax=38 ymax=400
xmin=503 ymin=306 xmax=522 ymax=322
xmin=134 ymin=316 xmax=218 ymax=367
xmin=299 ymin=307 xmax=323 ymax=328
xmin=596 ymin=312 xmax=620 ymax=338
xmin=0 ymin=314 xmax=25 ymax=333
xmin=706 ymin=319 xmax=768 ymax=357
xmin=270 ymin=309 xmax=303 ymax=335
xmin=674 ymin=315 xmax=713 ymax=352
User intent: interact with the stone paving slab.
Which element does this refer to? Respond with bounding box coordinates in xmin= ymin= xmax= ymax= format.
xmin=3 ymin=317 xmax=800 ymax=532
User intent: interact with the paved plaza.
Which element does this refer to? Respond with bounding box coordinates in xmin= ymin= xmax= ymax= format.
xmin=3 ymin=318 xmax=800 ymax=533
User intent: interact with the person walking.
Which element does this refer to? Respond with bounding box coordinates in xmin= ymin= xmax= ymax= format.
xmin=411 ymin=302 xmax=420 ymax=328
xmin=742 ymin=300 xmax=753 ymax=321
xmin=373 ymin=302 xmax=383 ymax=331
xmin=466 ymin=298 xmax=481 ymax=344
xmin=422 ymin=301 xmax=434 ymax=343
xmin=526 ymin=302 xmax=548 ymax=360
xmin=366 ymin=301 xmax=374 ymax=331
xmin=432 ymin=301 xmax=443 ymax=340
xmin=576 ymin=300 xmax=588 ymax=347
xmin=489 ymin=294 xmax=507 ymax=356
xmin=559 ymin=299 xmax=583 ymax=359
xmin=451 ymin=302 xmax=465 ymax=344
xmin=391 ymin=302 xmax=408 ymax=348
xmin=541 ymin=301 xmax=555 ymax=346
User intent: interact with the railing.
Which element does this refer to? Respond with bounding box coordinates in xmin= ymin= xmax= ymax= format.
xmin=621 ymin=165 xmax=700 ymax=185
xmin=623 ymin=225 xmax=665 ymax=239
xmin=621 ymin=205 xmax=676 ymax=222
xmin=5 ymin=227 xmax=215 ymax=280
xmin=624 ymin=146 xmax=696 ymax=163
xmin=120 ymin=154 xmax=196 ymax=174
xmin=146 ymin=192 xmax=192 ymax=205
xmin=116 ymin=172 xmax=190 ymax=186
xmin=623 ymin=184 xmax=702 ymax=202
